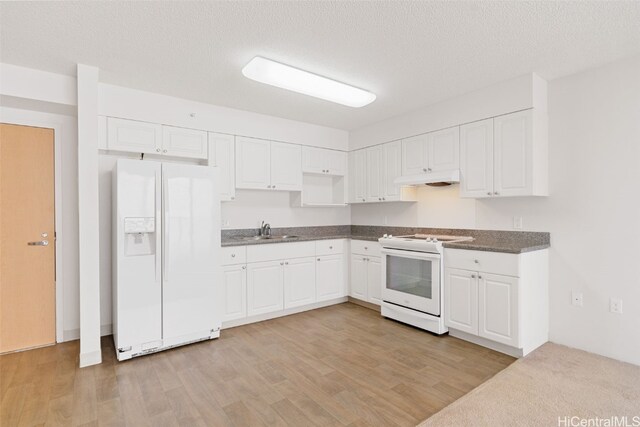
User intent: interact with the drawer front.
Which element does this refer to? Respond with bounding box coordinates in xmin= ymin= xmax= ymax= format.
xmin=221 ymin=246 xmax=247 ymax=266
xmin=444 ymin=248 xmax=520 ymax=277
xmin=350 ymin=240 xmax=381 ymax=257
xmin=315 ymin=239 xmax=345 ymax=256
xmin=247 ymin=241 xmax=316 ymax=263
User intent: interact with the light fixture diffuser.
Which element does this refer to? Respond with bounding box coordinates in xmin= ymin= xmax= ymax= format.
xmin=242 ymin=56 xmax=376 ymax=108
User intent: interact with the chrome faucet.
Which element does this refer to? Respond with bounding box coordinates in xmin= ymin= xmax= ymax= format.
xmin=259 ymin=221 xmax=271 ymax=237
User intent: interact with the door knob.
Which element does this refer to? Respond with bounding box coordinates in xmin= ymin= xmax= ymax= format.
xmin=28 ymin=240 xmax=49 ymax=246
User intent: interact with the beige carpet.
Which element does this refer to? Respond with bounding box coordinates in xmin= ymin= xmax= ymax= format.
xmin=418 ymin=343 xmax=640 ymax=427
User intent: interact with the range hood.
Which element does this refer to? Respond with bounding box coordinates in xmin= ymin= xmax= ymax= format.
xmin=394 ymin=170 xmax=460 ymax=186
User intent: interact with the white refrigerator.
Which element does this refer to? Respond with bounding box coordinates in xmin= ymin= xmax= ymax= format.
xmin=112 ymin=159 xmax=221 ymax=361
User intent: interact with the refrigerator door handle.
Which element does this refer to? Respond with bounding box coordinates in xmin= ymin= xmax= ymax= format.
xmin=155 ymin=167 xmax=162 ymax=283
xmin=162 ymin=167 xmax=169 ymax=283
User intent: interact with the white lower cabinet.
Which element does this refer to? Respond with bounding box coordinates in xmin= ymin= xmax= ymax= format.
xmin=478 ymin=273 xmax=519 ymax=347
xmin=247 ymin=260 xmax=284 ymax=316
xmin=444 ymin=248 xmax=548 ymax=356
xmin=315 ymin=254 xmax=346 ymax=302
xmin=349 ymin=240 xmax=382 ymax=306
xmin=367 ymin=257 xmax=382 ymax=305
xmin=283 ymin=257 xmax=316 ymax=309
xmin=350 ymin=255 xmax=368 ymax=301
xmin=221 ymin=264 xmax=247 ymax=322
xmin=223 ymin=240 xmax=347 ymax=326
xmin=444 ymin=268 xmax=479 ymax=335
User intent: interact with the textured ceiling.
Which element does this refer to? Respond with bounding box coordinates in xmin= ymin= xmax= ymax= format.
xmin=1 ymin=1 xmax=640 ymax=130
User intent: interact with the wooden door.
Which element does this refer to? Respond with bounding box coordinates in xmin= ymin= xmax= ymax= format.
xmin=460 ymin=118 xmax=494 ymax=198
xmin=0 ymin=124 xmax=56 ymax=353
xmin=444 ymin=268 xmax=478 ymax=335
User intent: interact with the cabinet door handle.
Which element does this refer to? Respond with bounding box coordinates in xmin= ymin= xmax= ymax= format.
xmin=494 ymin=191 xmax=499 ymax=195
xmin=329 ymin=246 xmax=333 ymax=249
xmin=471 ymin=274 xmax=476 ymax=279
xmin=422 ymin=168 xmax=427 ymax=172
xmin=478 ymin=275 xmax=482 ymax=279
xmin=285 ymin=261 xmax=289 ymax=265
xmin=280 ymin=261 xmax=284 ymax=265
xmin=487 ymin=192 xmax=492 ymax=196
xmin=317 ymin=258 xmax=321 ymax=261
xmin=272 ymin=185 xmax=276 ymax=189
xmin=362 ymin=198 xmax=366 ymax=202
xmin=242 ymin=266 xmax=246 ymax=270
xmin=156 ymin=148 xmax=161 ymax=153
xmin=474 ymin=259 xmax=479 ymax=263
xmin=267 ymin=185 xmax=271 ymax=188
xmin=231 ymin=254 xmax=235 ymax=258
xmin=162 ymin=149 xmax=167 ymax=153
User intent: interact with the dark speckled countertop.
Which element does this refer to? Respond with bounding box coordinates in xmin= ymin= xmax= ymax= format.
xmin=222 ymin=225 xmax=550 ymax=254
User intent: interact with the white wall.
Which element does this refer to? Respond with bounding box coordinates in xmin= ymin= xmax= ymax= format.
xmin=349 ymin=73 xmax=546 ymax=150
xmin=351 ymin=56 xmax=640 ymax=365
xmin=99 ymin=84 xmax=349 ymax=150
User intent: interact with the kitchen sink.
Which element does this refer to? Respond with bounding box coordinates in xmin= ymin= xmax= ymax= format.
xmin=235 ymin=235 xmax=299 ymax=241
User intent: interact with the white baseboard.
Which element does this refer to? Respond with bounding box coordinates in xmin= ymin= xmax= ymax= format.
xmin=448 ymin=328 xmax=524 ymax=358
xmin=222 ymin=297 xmax=348 ymax=329
xmin=63 ymin=324 xmax=113 ymax=342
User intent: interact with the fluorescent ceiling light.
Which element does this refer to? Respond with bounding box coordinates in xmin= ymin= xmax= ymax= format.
xmin=242 ymin=56 xmax=376 ymax=108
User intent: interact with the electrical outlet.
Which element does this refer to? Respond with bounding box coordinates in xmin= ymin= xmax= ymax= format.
xmin=610 ymin=298 xmax=623 ymax=314
xmin=513 ymin=216 xmax=523 ymax=230
xmin=572 ymin=291 xmax=583 ymax=307
xmin=221 ymin=219 xmax=230 ymax=228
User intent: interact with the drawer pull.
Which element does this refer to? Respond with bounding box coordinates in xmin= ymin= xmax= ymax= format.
xmin=471 ymin=274 xmax=476 ymax=279
xmin=474 ymin=259 xmax=479 ymax=263
xmin=231 ymin=254 xmax=236 ymax=258
xmin=329 ymin=246 xmax=333 ymax=249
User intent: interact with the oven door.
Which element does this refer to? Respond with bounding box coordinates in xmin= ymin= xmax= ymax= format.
xmin=381 ymin=248 xmax=441 ymax=316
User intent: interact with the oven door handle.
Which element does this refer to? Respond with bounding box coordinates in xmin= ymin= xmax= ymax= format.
xmin=380 ymin=247 xmax=441 ymax=261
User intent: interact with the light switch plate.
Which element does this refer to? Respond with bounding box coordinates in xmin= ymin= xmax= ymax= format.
xmin=513 ymin=216 xmax=523 ymax=230
xmin=610 ymin=298 xmax=623 ymax=314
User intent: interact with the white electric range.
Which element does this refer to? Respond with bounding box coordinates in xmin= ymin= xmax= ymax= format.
xmin=378 ymin=234 xmax=473 ymax=334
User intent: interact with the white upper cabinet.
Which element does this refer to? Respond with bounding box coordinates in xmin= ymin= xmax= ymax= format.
xmin=401 ymin=127 xmax=459 ymax=176
xmin=235 ymin=137 xmax=271 ymax=190
xmin=270 ymin=142 xmax=302 ymax=191
xmin=460 ymin=118 xmax=494 ymax=198
xmin=208 ymin=133 xmax=236 ymax=201
xmin=302 ymin=147 xmax=346 ymax=176
xmin=162 ymin=126 xmax=208 ymax=159
xmin=366 ymin=145 xmax=384 ymax=202
xmin=349 ymin=150 xmax=368 ymax=203
xmin=106 ymin=118 xmax=208 ymax=159
xmin=460 ymin=109 xmax=547 ymax=198
xmin=494 ymin=110 xmax=532 ymax=197
xmin=235 ymin=138 xmax=302 ymax=191
xmin=107 ymin=118 xmax=162 ymax=154
xmin=401 ymin=134 xmax=428 ymax=175
xmin=428 ymin=127 xmax=460 ymax=172
xmin=382 ymin=141 xmax=403 ymax=201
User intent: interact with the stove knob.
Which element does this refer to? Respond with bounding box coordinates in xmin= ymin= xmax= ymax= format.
xmin=388 ymin=234 xmax=392 ymax=238
xmin=432 ymin=238 xmax=439 ymax=243
xmin=383 ymin=234 xmax=388 ymax=238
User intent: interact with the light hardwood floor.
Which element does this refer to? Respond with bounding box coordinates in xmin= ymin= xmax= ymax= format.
xmin=1 ymin=303 xmax=514 ymax=426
